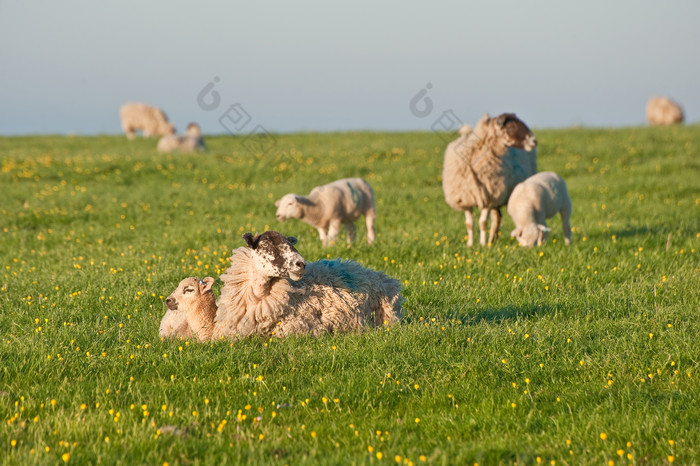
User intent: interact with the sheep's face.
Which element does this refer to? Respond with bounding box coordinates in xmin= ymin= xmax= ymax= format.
xmin=274 ymin=194 xmax=303 ymax=222
xmin=243 ymin=231 xmax=306 ymax=281
xmin=487 ymin=113 xmax=537 ymax=152
xmin=186 ymin=123 xmax=201 ymax=137
xmin=165 ymin=277 xmax=215 ymax=311
xmin=512 ymin=223 xmax=550 ymax=247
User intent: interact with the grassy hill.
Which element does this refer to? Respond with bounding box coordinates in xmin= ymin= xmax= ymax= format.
xmin=1 ymin=127 xmax=698 ymax=464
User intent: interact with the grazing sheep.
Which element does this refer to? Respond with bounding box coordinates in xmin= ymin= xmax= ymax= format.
xmin=157 ymin=123 xmax=206 ymax=153
xmin=646 ymin=97 xmax=684 ymax=126
xmin=275 ymin=178 xmax=376 ymax=246
xmin=442 ymin=113 xmax=538 ymax=246
xmin=159 ymin=276 xmax=215 ymax=339
xmin=178 ymin=231 xmax=402 ymax=342
xmin=119 ymin=102 xmax=175 ymax=139
xmin=507 ymin=171 xmax=572 ymax=247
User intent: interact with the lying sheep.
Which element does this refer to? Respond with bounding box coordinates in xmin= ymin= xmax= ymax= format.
xmin=646 ymin=97 xmax=684 ymax=126
xmin=442 ymin=113 xmax=538 ymax=246
xmin=173 ymin=231 xmax=402 ymax=342
xmin=159 ymin=282 xmax=197 ymax=339
xmin=275 ymin=178 xmax=376 ymax=246
xmin=507 ymin=171 xmax=572 ymax=247
xmin=157 ymin=123 xmax=206 ymax=153
xmin=119 ymin=102 xmax=175 ymax=139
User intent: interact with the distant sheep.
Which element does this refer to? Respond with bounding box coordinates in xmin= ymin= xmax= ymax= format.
xmin=275 ymin=178 xmax=376 ymax=246
xmin=646 ymin=97 xmax=684 ymax=126
xmin=157 ymin=123 xmax=206 ymax=153
xmin=175 ymin=231 xmax=402 ymax=342
xmin=119 ymin=102 xmax=175 ymax=139
xmin=507 ymin=171 xmax=572 ymax=247
xmin=442 ymin=113 xmax=538 ymax=246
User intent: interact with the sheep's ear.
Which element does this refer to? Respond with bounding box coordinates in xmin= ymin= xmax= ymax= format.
xmin=496 ymin=115 xmax=507 ymax=127
xmin=242 ymin=232 xmax=258 ymax=249
xmin=274 ymin=200 xmax=280 ymax=207
xmin=200 ymin=277 xmax=215 ymax=292
xmin=287 ymin=236 xmax=298 ymax=246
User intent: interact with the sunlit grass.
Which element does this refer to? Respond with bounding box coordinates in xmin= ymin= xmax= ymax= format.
xmin=1 ymin=127 xmax=698 ymax=464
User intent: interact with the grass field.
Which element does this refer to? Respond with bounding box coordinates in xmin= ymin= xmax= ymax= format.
xmin=1 ymin=126 xmax=698 ymax=465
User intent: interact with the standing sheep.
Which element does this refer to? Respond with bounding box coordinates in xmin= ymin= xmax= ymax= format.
xmin=157 ymin=123 xmax=206 ymax=153
xmin=119 ymin=102 xmax=175 ymax=139
xmin=442 ymin=113 xmax=538 ymax=246
xmin=646 ymin=97 xmax=684 ymax=126
xmin=275 ymin=178 xmax=376 ymax=246
xmin=175 ymin=231 xmax=402 ymax=342
xmin=507 ymin=171 xmax=572 ymax=247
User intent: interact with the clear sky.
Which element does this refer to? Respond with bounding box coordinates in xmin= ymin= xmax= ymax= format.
xmin=1 ymin=1 xmax=698 ymax=135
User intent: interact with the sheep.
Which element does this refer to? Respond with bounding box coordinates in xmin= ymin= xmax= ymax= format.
xmin=159 ymin=276 xmax=214 ymax=339
xmin=275 ymin=178 xmax=376 ymax=246
xmin=507 ymin=171 xmax=572 ymax=247
xmin=176 ymin=231 xmax=402 ymax=342
xmin=157 ymin=123 xmax=206 ymax=153
xmin=442 ymin=113 xmax=538 ymax=247
xmin=646 ymin=97 xmax=684 ymax=126
xmin=119 ymin=102 xmax=175 ymax=139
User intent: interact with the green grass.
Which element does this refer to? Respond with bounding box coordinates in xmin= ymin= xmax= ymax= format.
xmin=0 ymin=126 xmax=698 ymax=465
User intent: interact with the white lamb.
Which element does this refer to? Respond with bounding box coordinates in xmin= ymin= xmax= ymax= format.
xmin=119 ymin=102 xmax=175 ymax=139
xmin=507 ymin=171 xmax=572 ymax=247
xmin=646 ymin=97 xmax=684 ymax=126
xmin=275 ymin=178 xmax=376 ymax=246
xmin=442 ymin=113 xmax=538 ymax=246
xmin=157 ymin=123 xmax=206 ymax=153
xmin=159 ymin=282 xmax=197 ymax=339
xmin=170 ymin=231 xmax=402 ymax=342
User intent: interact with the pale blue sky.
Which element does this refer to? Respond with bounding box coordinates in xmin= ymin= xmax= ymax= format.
xmin=1 ymin=1 xmax=698 ymax=134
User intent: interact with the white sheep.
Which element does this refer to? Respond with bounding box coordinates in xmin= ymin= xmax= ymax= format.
xmin=442 ymin=113 xmax=538 ymax=246
xmin=119 ymin=102 xmax=175 ymax=139
xmin=646 ymin=97 xmax=684 ymax=126
xmin=275 ymin=178 xmax=376 ymax=246
xmin=157 ymin=123 xmax=206 ymax=153
xmin=507 ymin=171 xmax=572 ymax=247
xmin=159 ymin=282 xmax=197 ymax=339
xmin=175 ymin=231 xmax=402 ymax=342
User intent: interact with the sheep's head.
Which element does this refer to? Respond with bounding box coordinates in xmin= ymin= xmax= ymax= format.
xmin=161 ymin=121 xmax=176 ymax=135
xmin=165 ymin=277 xmax=216 ymax=311
xmin=243 ymin=231 xmax=306 ymax=281
xmin=186 ymin=123 xmax=202 ymax=137
xmin=475 ymin=113 xmax=537 ymax=152
xmin=274 ymin=194 xmax=304 ymax=222
xmin=511 ymin=223 xmax=550 ymax=247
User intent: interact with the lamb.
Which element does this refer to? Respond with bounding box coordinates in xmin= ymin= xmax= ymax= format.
xmin=275 ymin=178 xmax=376 ymax=246
xmin=507 ymin=171 xmax=572 ymax=247
xmin=159 ymin=276 xmax=212 ymax=339
xmin=442 ymin=113 xmax=538 ymax=246
xmin=175 ymin=231 xmax=402 ymax=342
xmin=119 ymin=102 xmax=175 ymax=139
xmin=646 ymin=97 xmax=684 ymax=126
xmin=157 ymin=123 xmax=206 ymax=153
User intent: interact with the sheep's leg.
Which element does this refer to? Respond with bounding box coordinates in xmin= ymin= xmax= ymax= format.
xmin=365 ymin=209 xmax=376 ymax=245
xmin=464 ymin=209 xmax=474 ymax=247
xmin=327 ymin=220 xmax=341 ymax=245
xmin=561 ymin=212 xmax=572 ymax=246
xmin=487 ymin=208 xmax=502 ymax=246
xmin=344 ymin=223 xmax=356 ymax=245
xmin=317 ymin=228 xmax=329 ymax=246
xmin=478 ymin=209 xmax=490 ymax=246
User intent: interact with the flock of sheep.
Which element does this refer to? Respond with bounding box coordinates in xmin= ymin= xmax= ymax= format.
xmin=141 ymin=95 xmax=685 ymax=342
